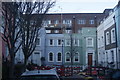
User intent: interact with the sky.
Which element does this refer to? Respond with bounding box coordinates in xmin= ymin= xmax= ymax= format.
xmin=49 ymin=0 xmax=119 ymax=13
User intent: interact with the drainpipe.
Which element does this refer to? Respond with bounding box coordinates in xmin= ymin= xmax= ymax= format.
xmin=94 ymin=16 xmax=98 ymax=66
xmin=113 ymin=16 xmax=118 ymax=69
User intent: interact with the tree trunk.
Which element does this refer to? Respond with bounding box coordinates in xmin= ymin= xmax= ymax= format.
xmin=9 ymin=55 xmax=15 ymax=79
xmin=23 ymin=57 xmax=28 ymax=72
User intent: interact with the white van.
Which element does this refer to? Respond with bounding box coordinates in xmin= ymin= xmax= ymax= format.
xmin=21 ymin=69 xmax=60 ymax=80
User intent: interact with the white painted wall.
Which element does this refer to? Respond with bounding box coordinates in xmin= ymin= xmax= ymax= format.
xmin=97 ymin=15 xmax=105 ymax=66
xmin=97 ymin=10 xmax=118 ymax=69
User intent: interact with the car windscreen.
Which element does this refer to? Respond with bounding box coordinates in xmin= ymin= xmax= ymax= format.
xmin=21 ymin=75 xmax=59 ymax=80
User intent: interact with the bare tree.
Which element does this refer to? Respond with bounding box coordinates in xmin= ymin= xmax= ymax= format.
xmin=2 ymin=2 xmax=22 ymax=78
xmin=19 ymin=1 xmax=55 ymax=70
xmin=2 ymin=0 xmax=55 ymax=78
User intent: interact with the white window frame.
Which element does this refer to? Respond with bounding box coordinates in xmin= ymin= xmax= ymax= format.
xmin=73 ymin=39 xmax=79 ymax=46
xmin=50 ymin=25 xmax=54 ymax=27
xmin=65 ymin=39 xmax=71 ymax=46
xmin=111 ymin=50 xmax=114 ymax=62
xmin=111 ymin=28 xmax=115 ymax=43
xmin=43 ymin=20 xmax=51 ymax=27
xmin=49 ymin=39 xmax=54 ymax=46
xmin=86 ymin=37 xmax=93 ymax=47
xmin=47 ymin=20 xmax=51 ymax=24
xmin=48 ymin=52 xmax=54 ymax=62
xmin=56 ymin=52 xmax=62 ymax=62
xmin=73 ymin=52 xmax=79 ymax=62
xmin=89 ymin=20 xmax=94 ymax=24
xmin=63 ymin=19 xmax=72 ymax=26
xmin=65 ymin=30 xmax=71 ymax=33
xmin=54 ymin=20 xmax=59 ymax=24
xmin=65 ymin=52 xmax=71 ymax=62
xmin=54 ymin=30 xmax=59 ymax=33
xmin=36 ymin=37 xmax=41 ymax=46
xmin=106 ymin=32 xmax=110 ymax=45
xmin=32 ymin=51 xmax=41 ymax=65
xmin=46 ymin=30 xmax=51 ymax=33
xmin=101 ymin=36 xmax=104 ymax=46
xmin=42 ymin=20 xmax=48 ymax=27
xmin=78 ymin=19 xmax=86 ymax=24
xmin=57 ymin=39 xmax=62 ymax=46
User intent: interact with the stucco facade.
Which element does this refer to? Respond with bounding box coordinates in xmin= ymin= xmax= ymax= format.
xmin=81 ymin=27 xmax=97 ymax=69
xmin=97 ymin=9 xmax=119 ymax=69
xmin=97 ymin=18 xmax=105 ymax=67
xmin=114 ymin=1 xmax=120 ymax=69
xmin=63 ymin=33 xmax=82 ymax=67
xmin=15 ymin=28 xmax=46 ymax=66
xmin=14 ymin=11 xmax=112 ymax=70
xmin=45 ymin=34 xmax=64 ymax=66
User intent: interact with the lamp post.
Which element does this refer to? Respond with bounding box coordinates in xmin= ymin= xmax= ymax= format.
xmin=58 ymin=6 xmax=63 ymax=31
xmin=70 ymin=33 xmax=73 ymax=76
xmin=70 ymin=16 xmax=76 ymax=76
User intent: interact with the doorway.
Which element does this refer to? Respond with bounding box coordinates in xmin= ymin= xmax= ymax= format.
xmin=88 ymin=53 xmax=93 ymax=66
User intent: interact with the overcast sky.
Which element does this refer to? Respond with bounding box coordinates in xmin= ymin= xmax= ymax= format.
xmin=49 ymin=0 xmax=119 ymax=13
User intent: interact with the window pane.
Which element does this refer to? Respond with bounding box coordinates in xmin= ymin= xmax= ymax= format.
xmin=106 ymin=32 xmax=110 ymax=45
xmin=75 ymin=58 xmax=78 ymax=61
xmin=63 ymin=20 xmax=72 ymax=26
xmin=111 ymin=51 xmax=114 ymax=62
xmin=58 ymin=39 xmax=61 ymax=45
xmin=54 ymin=20 xmax=59 ymax=24
xmin=87 ymin=38 xmax=92 ymax=46
xmin=50 ymin=39 xmax=53 ymax=45
xmin=46 ymin=30 xmax=51 ymax=33
xmin=74 ymin=39 xmax=79 ymax=46
xmin=66 ymin=39 xmax=70 ymax=46
xmin=78 ymin=20 xmax=85 ymax=24
xmin=111 ymin=29 xmax=115 ymax=42
xmin=55 ymin=30 xmax=59 ymax=33
xmin=36 ymin=38 xmax=40 ymax=45
xmin=49 ymin=53 xmax=53 ymax=61
xmin=74 ymin=53 xmax=79 ymax=62
xmin=66 ymin=53 xmax=70 ymax=61
xmin=89 ymin=20 xmax=94 ymax=24
xmin=58 ymin=53 xmax=61 ymax=61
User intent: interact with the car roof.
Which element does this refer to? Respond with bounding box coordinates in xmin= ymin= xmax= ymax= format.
xmin=21 ymin=69 xmax=57 ymax=76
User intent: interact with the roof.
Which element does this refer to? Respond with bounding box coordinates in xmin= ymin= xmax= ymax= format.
xmin=22 ymin=69 xmax=57 ymax=76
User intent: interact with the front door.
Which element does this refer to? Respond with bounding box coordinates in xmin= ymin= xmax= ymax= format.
xmin=88 ymin=53 xmax=93 ymax=66
xmin=33 ymin=52 xmax=41 ymax=66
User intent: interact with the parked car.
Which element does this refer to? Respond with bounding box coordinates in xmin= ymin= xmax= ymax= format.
xmin=20 ymin=69 xmax=60 ymax=80
xmin=112 ymin=71 xmax=120 ymax=80
xmin=84 ymin=75 xmax=94 ymax=80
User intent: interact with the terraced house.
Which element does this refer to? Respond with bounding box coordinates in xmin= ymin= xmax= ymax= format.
xmin=15 ymin=9 xmax=112 ymax=70
xmin=114 ymin=1 xmax=120 ymax=69
xmin=97 ymin=1 xmax=120 ymax=69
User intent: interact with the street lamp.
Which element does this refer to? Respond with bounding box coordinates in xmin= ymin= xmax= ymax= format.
xmin=70 ymin=16 xmax=76 ymax=76
xmin=70 ymin=33 xmax=73 ymax=76
xmin=58 ymin=6 xmax=63 ymax=31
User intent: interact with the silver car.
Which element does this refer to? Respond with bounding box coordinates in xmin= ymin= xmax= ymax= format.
xmin=21 ymin=69 xmax=60 ymax=80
